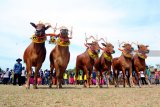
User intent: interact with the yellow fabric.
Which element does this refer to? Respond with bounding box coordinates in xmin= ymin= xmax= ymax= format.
xmin=49 ymin=37 xmax=56 ymax=44
xmin=103 ymin=53 xmax=112 ymax=61
xmin=79 ymin=75 xmax=82 ymax=80
xmin=63 ymin=73 xmax=68 ymax=79
xmin=137 ymin=53 xmax=146 ymax=59
xmin=31 ymin=35 xmax=46 ymax=43
xmin=56 ymin=38 xmax=70 ymax=46
xmin=88 ymin=49 xmax=98 ymax=59
xmin=122 ymin=51 xmax=132 ymax=58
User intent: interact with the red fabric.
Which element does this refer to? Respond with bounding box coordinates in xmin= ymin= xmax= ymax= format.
xmin=69 ymin=77 xmax=74 ymax=84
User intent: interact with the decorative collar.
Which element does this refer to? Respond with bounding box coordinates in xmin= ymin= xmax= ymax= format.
xmin=122 ymin=51 xmax=132 ymax=59
xmin=137 ymin=53 xmax=147 ymax=59
xmin=49 ymin=37 xmax=56 ymax=44
xmin=103 ymin=52 xmax=112 ymax=62
xmin=57 ymin=38 xmax=70 ymax=46
xmin=31 ymin=35 xmax=46 ymax=43
xmin=88 ymin=49 xmax=98 ymax=59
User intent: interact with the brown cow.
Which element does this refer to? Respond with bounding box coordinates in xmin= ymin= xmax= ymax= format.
xmin=112 ymin=43 xmax=134 ymax=87
xmin=75 ymin=36 xmax=101 ymax=88
xmin=94 ymin=41 xmax=115 ymax=88
xmin=133 ymin=44 xmax=150 ymax=87
xmin=49 ymin=27 xmax=72 ymax=88
xmin=24 ymin=22 xmax=51 ymax=89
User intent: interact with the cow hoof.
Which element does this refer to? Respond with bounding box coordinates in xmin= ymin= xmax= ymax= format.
xmin=49 ymin=85 xmax=52 ymax=88
xmin=83 ymin=85 xmax=87 ymax=88
xmin=96 ymin=85 xmax=101 ymax=88
xmin=25 ymin=84 xmax=30 ymax=89
xmin=33 ymin=85 xmax=38 ymax=89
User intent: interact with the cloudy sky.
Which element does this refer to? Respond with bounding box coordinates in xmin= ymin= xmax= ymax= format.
xmin=0 ymin=0 xmax=160 ymax=70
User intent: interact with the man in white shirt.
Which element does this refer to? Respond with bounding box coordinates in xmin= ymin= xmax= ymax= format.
xmin=2 ymin=68 xmax=10 ymax=84
xmin=140 ymin=71 xmax=146 ymax=85
xmin=21 ymin=67 xmax=26 ymax=85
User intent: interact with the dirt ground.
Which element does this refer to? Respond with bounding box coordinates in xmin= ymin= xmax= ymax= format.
xmin=0 ymin=84 xmax=160 ymax=107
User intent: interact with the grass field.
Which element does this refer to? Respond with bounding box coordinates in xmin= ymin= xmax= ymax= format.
xmin=0 ymin=84 xmax=160 ymax=107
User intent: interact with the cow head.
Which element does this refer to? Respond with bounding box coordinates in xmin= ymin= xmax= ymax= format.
xmin=84 ymin=36 xmax=102 ymax=54
xmin=30 ymin=22 xmax=51 ymax=37
xmin=58 ymin=26 xmax=72 ymax=42
xmin=102 ymin=43 xmax=115 ymax=54
xmin=138 ymin=44 xmax=149 ymax=54
xmin=87 ymin=41 xmax=101 ymax=54
xmin=122 ymin=43 xmax=134 ymax=53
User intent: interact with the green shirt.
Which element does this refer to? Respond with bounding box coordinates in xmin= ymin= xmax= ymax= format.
xmin=146 ymin=69 xmax=151 ymax=77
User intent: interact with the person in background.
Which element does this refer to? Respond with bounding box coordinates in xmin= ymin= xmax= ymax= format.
xmin=37 ymin=72 xmax=41 ymax=85
xmin=146 ymin=66 xmax=151 ymax=84
xmin=2 ymin=68 xmax=10 ymax=85
xmin=154 ymin=68 xmax=159 ymax=85
xmin=92 ymin=70 xmax=96 ymax=85
xmin=140 ymin=71 xmax=146 ymax=85
xmin=78 ymin=71 xmax=83 ymax=85
xmin=21 ymin=67 xmax=26 ymax=85
xmin=69 ymin=71 xmax=75 ymax=84
xmin=13 ymin=58 xmax=22 ymax=86
xmin=63 ymin=70 xmax=68 ymax=85
xmin=44 ymin=69 xmax=50 ymax=85
xmin=8 ymin=70 xmax=13 ymax=84
xmin=39 ymin=69 xmax=45 ymax=85
xmin=29 ymin=68 xmax=34 ymax=85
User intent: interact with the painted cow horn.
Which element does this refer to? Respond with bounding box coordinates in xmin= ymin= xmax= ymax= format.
xmin=118 ymin=40 xmax=126 ymax=47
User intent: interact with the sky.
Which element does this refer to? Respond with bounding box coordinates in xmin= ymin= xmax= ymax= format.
xmin=0 ymin=0 xmax=160 ymax=70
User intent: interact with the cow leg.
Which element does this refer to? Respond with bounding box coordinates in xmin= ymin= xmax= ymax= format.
xmin=85 ymin=69 xmax=90 ymax=88
xmin=54 ymin=64 xmax=60 ymax=89
xmin=75 ymin=67 xmax=79 ymax=86
xmin=106 ymin=71 xmax=110 ymax=88
xmin=25 ymin=62 xmax=31 ymax=89
xmin=82 ymin=73 xmax=86 ymax=87
xmin=83 ymin=67 xmax=88 ymax=88
xmin=122 ymin=69 xmax=126 ymax=88
xmin=49 ymin=66 xmax=54 ymax=88
xmin=96 ymin=70 xmax=101 ymax=88
xmin=145 ymin=75 xmax=151 ymax=87
xmin=114 ymin=70 xmax=119 ymax=87
xmin=58 ymin=68 xmax=64 ymax=88
xmin=136 ymin=69 xmax=141 ymax=88
xmin=88 ymin=70 xmax=92 ymax=88
xmin=128 ymin=69 xmax=133 ymax=87
xmin=33 ymin=65 xmax=41 ymax=89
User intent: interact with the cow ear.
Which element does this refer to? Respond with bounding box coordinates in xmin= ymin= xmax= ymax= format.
xmin=30 ymin=22 xmax=36 ymax=28
xmin=137 ymin=45 xmax=140 ymax=49
xmin=146 ymin=45 xmax=149 ymax=47
xmin=45 ymin=25 xmax=51 ymax=30
xmin=101 ymin=43 xmax=106 ymax=47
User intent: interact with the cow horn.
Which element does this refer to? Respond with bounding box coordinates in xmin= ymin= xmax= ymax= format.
xmin=97 ymin=38 xmax=106 ymax=43
xmin=118 ymin=40 xmax=126 ymax=47
xmin=131 ymin=42 xmax=138 ymax=46
xmin=69 ymin=26 xmax=73 ymax=39
xmin=85 ymin=35 xmax=97 ymax=42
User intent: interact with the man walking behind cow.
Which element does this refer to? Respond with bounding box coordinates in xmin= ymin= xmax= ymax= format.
xmin=13 ymin=58 xmax=22 ymax=86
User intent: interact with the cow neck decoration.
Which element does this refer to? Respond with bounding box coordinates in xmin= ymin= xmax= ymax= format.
xmin=31 ymin=35 xmax=46 ymax=43
xmin=49 ymin=37 xmax=56 ymax=44
xmin=137 ymin=53 xmax=147 ymax=59
xmin=122 ymin=51 xmax=132 ymax=59
xmin=57 ymin=37 xmax=70 ymax=46
xmin=103 ymin=52 xmax=112 ymax=62
xmin=88 ymin=49 xmax=98 ymax=59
